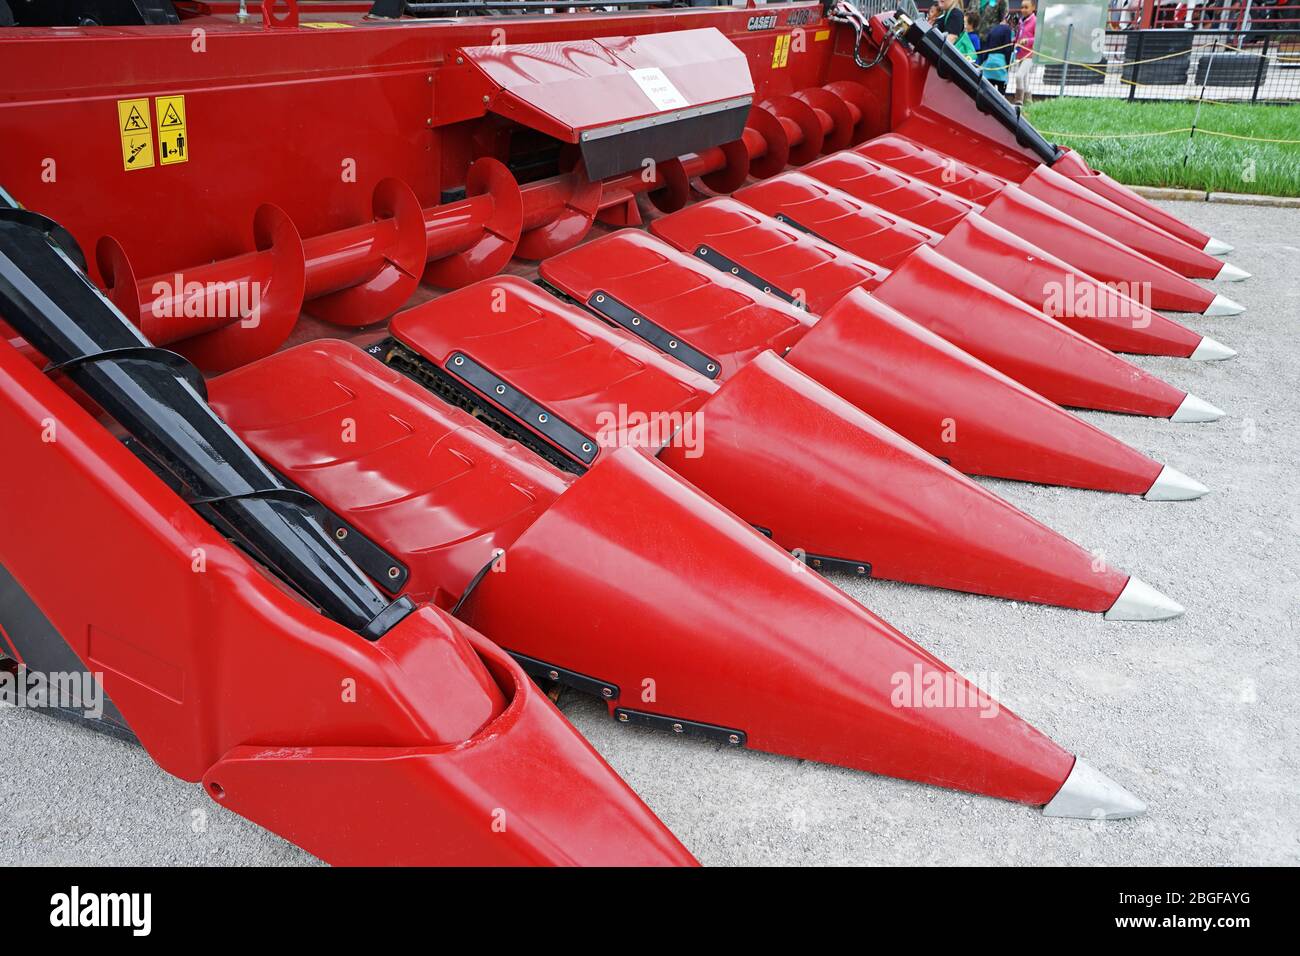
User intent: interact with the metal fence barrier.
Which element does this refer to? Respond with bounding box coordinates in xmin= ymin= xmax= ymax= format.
xmin=1029 ymin=27 xmax=1300 ymax=103
xmin=904 ymin=1 xmax=1299 ymax=102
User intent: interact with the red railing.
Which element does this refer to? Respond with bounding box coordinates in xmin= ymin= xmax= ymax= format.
xmin=1106 ymin=0 xmax=1300 ymax=32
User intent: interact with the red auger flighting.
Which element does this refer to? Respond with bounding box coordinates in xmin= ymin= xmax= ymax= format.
xmin=1 ymin=0 xmax=1251 ymax=865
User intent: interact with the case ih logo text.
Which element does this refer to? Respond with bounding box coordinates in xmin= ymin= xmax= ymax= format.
xmin=747 ymin=15 xmax=778 ymax=30
xmin=50 ymin=887 xmax=152 ymax=936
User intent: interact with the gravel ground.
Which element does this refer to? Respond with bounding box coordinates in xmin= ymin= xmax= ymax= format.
xmin=1 ymin=199 xmax=1296 ymax=866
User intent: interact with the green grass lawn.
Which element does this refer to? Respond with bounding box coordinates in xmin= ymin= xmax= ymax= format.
xmin=1024 ymin=98 xmax=1300 ymax=197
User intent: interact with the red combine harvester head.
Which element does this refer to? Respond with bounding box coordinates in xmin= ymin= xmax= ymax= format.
xmin=0 ymin=0 xmax=1243 ymax=864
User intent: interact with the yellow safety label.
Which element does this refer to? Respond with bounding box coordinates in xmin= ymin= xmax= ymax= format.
xmin=772 ymin=33 xmax=792 ymax=69
xmin=155 ymin=94 xmax=189 ymax=166
xmin=117 ymin=98 xmax=155 ymax=171
xmin=301 ymin=21 xmax=354 ymax=29
xmin=815 ymin=29 xmax=831 ymax=42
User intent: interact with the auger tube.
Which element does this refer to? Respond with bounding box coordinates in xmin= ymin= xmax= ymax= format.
xmin=0 ymin=212 xmax=410 ymax=638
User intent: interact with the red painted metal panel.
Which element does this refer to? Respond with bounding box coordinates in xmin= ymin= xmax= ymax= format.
xmin=208 ymin=340 xmax=572 ymax=609
xmin=663 ymin=351 xmax=1130 ymax=610
xmin=1051 ymin=151 xmax=1211 ymax=249
xmin=935 ymin=216 xmax=1205 ymax=357
xmin=802 ymin=150 xmax=976 ymax=232
xmin=543 ymin=230 xmax=1166 ymax=495
xmin=461 ymin=29 xmax=752 ymax=142
xmin=1017 ymin=164 xmax=1223 ymax=277
xmin=196 ymin=313 xmax=1097 ymax=798
xmin=979 ymin=186 xmax=1216 ymax=313
xmin=806 ymin=148 xmax=1217 ymax=313
xmin=385 ymin=269 xmax=1138 ymax=610
xmin=539 ymin=228 xmax=814 ymax=380
xmin=874 ymin=247 xmax=1188 ymax=417
xmin=0 ymin=337 xmax=689 ymax=865
xmin=462 ymin=445 xmax=1077 ymax=805
xmin=733 ymin=169 xmax=1203 ymax=357
xmin=390 ymin=275 xmax=713 ymax=466
xmin=1029 ymin=146 xmax=1211 ymax=248
xmin=857 ymin=132 xmax=1010 ymax=204
xmin=862 ymin=133 xmax=1220 ymax=277
xmin=205 ymin=630 xmax=697 ymax=867
xmin=649 ymin=196 xmax=891 ymax=313
xmin=734 ymin=170 xmax=939 ymax=269
xmin=787 ymin=290 xmax=1164 ymax=494
xmin=0 ymin=3 xmax=834 ymax=284
xmin=651 ymin=197 xmax=1186 ymax=417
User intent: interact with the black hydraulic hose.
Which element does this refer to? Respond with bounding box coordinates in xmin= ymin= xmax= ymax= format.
xmin=0 ymin=211 xmax=413 ymax=639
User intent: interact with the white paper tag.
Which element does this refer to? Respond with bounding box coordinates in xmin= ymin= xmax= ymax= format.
xmin=628 ymin=67 xmax=690 ymax=113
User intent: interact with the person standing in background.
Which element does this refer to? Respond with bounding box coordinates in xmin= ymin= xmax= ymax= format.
xmin=974 ymin=0 xmax=1008 ymax=33
xmin=982 ymin=13 xmax=1014 ymax=94
xmin=1011 ymin=0 xmax=1037 ymax=105
xmin=936 ymin=0 xmax=965 ymax=41
xmin=957 ymin=11 xmax=981 ymax=62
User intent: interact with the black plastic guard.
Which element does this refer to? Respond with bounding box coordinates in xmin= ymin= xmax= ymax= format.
xmin=897 ymin=16 xmax=1063 ymax=166
xmin=0 ymin=561 xmax=136 ymax=742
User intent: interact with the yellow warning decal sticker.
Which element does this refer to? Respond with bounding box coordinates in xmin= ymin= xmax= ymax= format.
xmin=155 ymin=94 xmax=189 ymax=166
xmin=117 ymin=98 xmax=154 ymax=171
xmin=772 ymin=33 xmax=792 ymax=69
xmin=815 ymin=29 xmax=831 ymax=42
xmin=301 ymin=21 xmax=354 ymax=29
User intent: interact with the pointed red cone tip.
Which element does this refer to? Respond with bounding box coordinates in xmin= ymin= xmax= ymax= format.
xmin=462 ymin=446 xmax=1081 ymax=807
xmin=1103 ymin=576 xmax=1185 ymax=621
xmin=1170 ymin=394 xmax=1226 ymax=423
xmin=1189 ymin=337 xmax=1237 ymax=361
xmin=1143 ymin=465 xmax=1209 ymax=502
xmin=1205 ymin=294 xmax=1246 ymax=316
xmin=788 ymin=292 xmax=1168 ymax=495
xmin=862 ymin=135 xmax=1222 ymax=279
xmin=541 ymin=230 xmax=1169 ymax=498
xmin=1043 ymin=759 xmax=1147 ymax=819
xmin=206 ymin=343 xmax=1149 ymax=825
xmin=663 ymin=349 xmax=1130 ymax=612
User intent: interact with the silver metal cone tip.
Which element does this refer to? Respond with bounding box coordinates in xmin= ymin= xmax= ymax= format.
xmin=1189 ymin=336 xmax=1236 ymax=361
xmin=1144 ymin=465 xmax=1209 ymax=501
xmin=1215 ymin=262 xmax=1250 ymax=282
xmin=1043 ymin=759 xmax=1147 ymax=820
xmin=1170 ymin=393 xmax=1225 ymax=423
xmin=1204 ymin=293 xmax=1245 ymax=316
xmin=1104 ymin=575 xmax=1185 ymax=621
xmin=1203 ymin=236 xmax=1233 ymax=256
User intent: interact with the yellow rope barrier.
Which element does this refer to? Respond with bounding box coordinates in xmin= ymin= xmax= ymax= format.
xmin=1040 ymin=126 xmax=1300 ymax=145
xmin=1222 ymin=42 xmax=1300 ymax=64
xmin=1011 ymin=41 xmax=1300 ymax=99
xmin=998 ymin=39 xmax=1300 ymax=68
xmin=1016 ymin=38 xmax=1300 ymax=69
